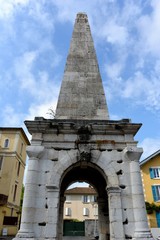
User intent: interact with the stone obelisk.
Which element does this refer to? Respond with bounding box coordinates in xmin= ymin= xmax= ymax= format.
xmin=55 ymin=12 xmax=109 ymax=120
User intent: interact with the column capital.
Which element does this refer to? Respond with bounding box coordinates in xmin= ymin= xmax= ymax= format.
xmin=123 ymin=146 xmax=143 ymax=162
xmin=26 ymin=145 xmax=45 ymax=159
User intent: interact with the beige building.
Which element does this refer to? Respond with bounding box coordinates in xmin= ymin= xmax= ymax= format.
xmin=64 ymin=186 xmax=98 ymax=221
xmin=0 ymin=128 xmax=30 ymax=236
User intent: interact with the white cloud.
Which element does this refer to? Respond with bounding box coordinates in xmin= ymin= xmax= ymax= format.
xmin=1 ymin=105 xmax=25 ymax=127
xmin=107 ymin=70 xmax=160 ymax=112
xmin=137 ymin=0 xmax=160 ymax=56
xmin=123 ymin=72 xmax=147 ymax=98
xmin=109 ymin=113 xmax=122 ymax=120
xmin=14 ymin=51 xmax=38 ymax=92
xmin=14 ymin=50 xmax=60 ymax=102
xmin=140 ymin=137 xmax=160 ymax=159
xmin=26 ymin=100 xmax=57 ymax=120
xmin=51 ymin=0 xmax=96 ymax=23
xmin=0 ymin=0 xmax=30 ymax=19
xmin=105 ymin=62 xmax=124 ymax=79
xmin=28 ymin=2 xmax=55 ymax=30
xmin=100 ymin=21 xmax=128 ymax=46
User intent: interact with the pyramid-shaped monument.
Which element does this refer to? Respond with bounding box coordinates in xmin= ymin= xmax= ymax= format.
xmin=14 ymin=13 xmax=153 ymax=240
xmin=55 ymin=13 xmax=109 ymax=120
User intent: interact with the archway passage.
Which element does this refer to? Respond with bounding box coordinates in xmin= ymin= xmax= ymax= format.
xmin=59 ymin=162 xmax=109 ymax=240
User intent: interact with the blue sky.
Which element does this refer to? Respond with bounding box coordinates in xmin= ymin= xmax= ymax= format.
xmin=0 ymin=0 xmax=160 ymax=161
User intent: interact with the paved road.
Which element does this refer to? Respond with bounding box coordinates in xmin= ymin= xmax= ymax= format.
xmin=0 ymin=236 xmax=96 ymax=240
xmin=63 ymin=237 xmax=96 ymax=240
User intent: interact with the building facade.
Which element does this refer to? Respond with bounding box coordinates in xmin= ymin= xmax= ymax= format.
xmin=64 ymin=187 xmax=98 ymax=221
xmin=140 ymin=150 xmax=160 ymax=229
xmin=0 ymin=128 xmax=30 ymax=236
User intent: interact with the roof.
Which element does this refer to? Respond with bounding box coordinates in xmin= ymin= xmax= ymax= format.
xmin=65 ymin=187 xmax=97 ymax=195
xmin=140 ymin=149 xmax=160 ymax=166
xmin=0 ymin=127 xmax=30 ymax=145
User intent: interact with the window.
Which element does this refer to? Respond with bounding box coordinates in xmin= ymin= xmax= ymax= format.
xmin=150 ymin=168 xmax=160 ymax=179
xmin=83 ymin=195 xmax=87 ymax=203
xmin=90 ymin=195 xmax=97 ymax=203
xmin=4 ymin=139 xmax=9 ymax=148
xmin=83 ymin=208 xmax=89 ymax=216
xmin=152 ymin=185 xmax=160 ymax=201
xmin=0 ymin=156 xmax=3 ymax=170
xmin=17 ymin=161 xmax=20 ymax=176
xmin=65 ymin=195 xmax=71 ymax=203
xmin=13 ymin=184 xmax=17 ymax=202
xmin=20 ymin=143 xmax=23 ymax=155
xmin=82 ymin=195 xmax=97 ymax=203
xmin=65 ymin=207 xmax=71 ymax=216
xmin=82 ymin=195 xmax=90 ymax=203
xmin=3 ymin=216 xmax=18 ymax=226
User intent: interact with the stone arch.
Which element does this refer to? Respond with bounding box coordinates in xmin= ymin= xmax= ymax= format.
xmin=60 ymin=161 xmax=108 ymax=196
xmin=48 ymin=149 xmax=79 ymax=187
xmin=57 ymin=161 xmax=109 ymax=240
xmin=48 ymin=149 xmax=120 ymax=190
xmin=92 ymin=150 xmax=120 ymax=188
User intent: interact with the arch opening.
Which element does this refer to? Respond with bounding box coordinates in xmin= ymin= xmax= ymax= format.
xmin=58 ymin=162 xmax=109 ymax=240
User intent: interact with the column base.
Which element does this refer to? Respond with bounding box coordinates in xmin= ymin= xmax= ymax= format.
xmin=133 ymin=238 xmax=154 ymax=240
xmin=13 ymin=229 xmax=35 ymax=239
xmin=133 ymin=229 xmax=154 ymax=239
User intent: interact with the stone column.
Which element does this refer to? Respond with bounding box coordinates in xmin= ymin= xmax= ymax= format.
xmin=45 ymin=185 xmax=59 ymax=239
xmin=97 ymin=198 xmax=109 ymax=240
xmin=124 ymin=147 xmax=153 ymax=239
xmin=15 ymin=146 xmax=44 ymax=239
xmin=107 ymin=187 xmax=125 ymax=240
xmin=57 ymin=196 xmax=66 ymax=240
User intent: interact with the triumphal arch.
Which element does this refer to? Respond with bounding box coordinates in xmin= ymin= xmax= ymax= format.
xmin=14 ymin=13 xmax=153 ymax=240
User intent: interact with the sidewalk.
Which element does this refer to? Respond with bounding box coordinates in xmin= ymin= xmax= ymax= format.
xmin=0 ymin=236 xmax=97 ymax=240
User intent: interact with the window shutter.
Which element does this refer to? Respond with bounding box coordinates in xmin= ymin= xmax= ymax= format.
xmin=156 ymin=212 xmax=160 ymax=227
xmin=65 ymin=208 xmax=71 ymax=216
xmin=0 ymin=156 xmax=3 ymax=170
xmin=87 ymin=208 xmax=89 ymax=215
xmin=94 ymin=206 xmax=98 ymax=216
xmin=150 ymin=168 xmax=154 ymax=179
xmin=152 ymin=186 xmax=157 ymax=201
xmin=83 ymin=208 xmax=89 ymax=216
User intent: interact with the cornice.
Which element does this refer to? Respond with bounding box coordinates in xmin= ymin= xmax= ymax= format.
xmin=25 ymin=117 xmax=141 ymax=137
